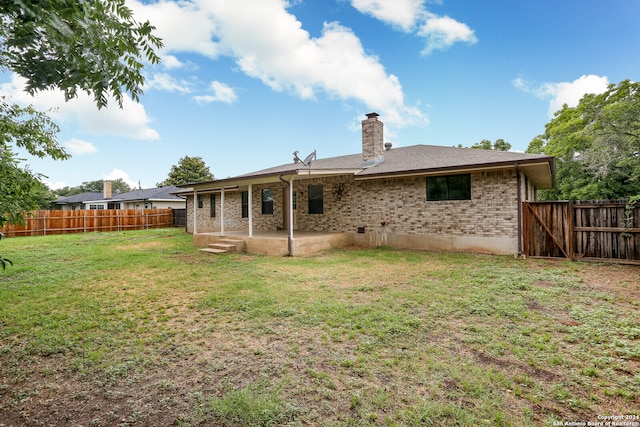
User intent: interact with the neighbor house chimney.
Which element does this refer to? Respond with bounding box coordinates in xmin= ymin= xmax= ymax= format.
xmin=103 ymin=180 xmax=112 ymax=199
xmin=362 ymin=112 xmax=384 ymax=164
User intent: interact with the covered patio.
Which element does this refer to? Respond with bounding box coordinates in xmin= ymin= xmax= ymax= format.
xmin=193 ymin=230 xmax=353 ymax=256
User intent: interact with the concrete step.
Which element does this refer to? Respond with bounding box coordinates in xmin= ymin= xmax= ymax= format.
xmin=219 ymin=239 xmax=245 ymax=252
xmin=219 ymin=238 xmax=243 ymax=245
xmin=199 ymin=248 xmax=227 ymax=254
xmin=208 ymin=243 xmax=238 ymax=252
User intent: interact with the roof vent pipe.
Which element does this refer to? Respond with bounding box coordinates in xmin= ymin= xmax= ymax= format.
xmin=384 ymin=142 xmax=392 ymax=151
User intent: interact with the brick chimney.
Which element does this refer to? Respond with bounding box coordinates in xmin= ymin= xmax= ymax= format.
xmin=362 ymin=112 xmax=384 ymax=164
xmin=103 ymin=180 xmax=112 ymax=199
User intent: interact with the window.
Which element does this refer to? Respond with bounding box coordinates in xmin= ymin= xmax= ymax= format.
xmin=197 ymin=195 xmax=204 ymax=209
xmin=262 ymin=188 xmax=274 ymax=215
xmin=107 ymin=202 xmax=120 ymax=209
xmin=426 ymin=174 xmax=471 ymax=201
xmin=308 ymin=184 xmax=323 ymax=214
xmin=89 ymin=204 xmax=105 ymax=210
xmin=293 ymin=191 xmax=297 ymax=210
xmin=241 ymin=191 xmax=249 ymax=218
xmin=210 ymin=194 xmax=216 ymax=218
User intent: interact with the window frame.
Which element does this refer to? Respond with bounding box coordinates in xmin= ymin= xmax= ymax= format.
xmin=426 ymin=174 xmax=471 ymax=201
xmin=241 ymin=191 xmax=249 ymax=218
xmin=261 ymin=188 xmax=274 ymax=215
xmin=308 ymin=184 xmax=324 ymax=214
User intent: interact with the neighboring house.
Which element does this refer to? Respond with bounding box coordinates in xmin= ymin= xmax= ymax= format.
xmin=54 ymin=185 xmax=185 ymax=211
xmin=178 ymin=113 xmax=555 ymax=256
xmin=54 ymin=192 xmax=105 ymax=210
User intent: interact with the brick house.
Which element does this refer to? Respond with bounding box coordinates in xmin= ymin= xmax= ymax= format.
xmin=178 ymin=113 xmax=555 ymax=256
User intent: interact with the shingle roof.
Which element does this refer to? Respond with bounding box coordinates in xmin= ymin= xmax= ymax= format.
xmin=354 ymin=145 xmax=552 ymax=177
xmin=181 ymin=144 xmax=555 ymax=189
xmin=115 ymin=186 xmax=182 ymax=201
xmin=236 ymin=144 xmax=552 ymax=180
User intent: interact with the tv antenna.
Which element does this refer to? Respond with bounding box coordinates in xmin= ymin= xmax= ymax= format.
xmin=293 ymin=150 xmax=316 ymax=166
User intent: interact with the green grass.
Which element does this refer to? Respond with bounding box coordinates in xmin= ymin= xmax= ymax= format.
xmin=0 ymin=228 xmax=638 ymax=426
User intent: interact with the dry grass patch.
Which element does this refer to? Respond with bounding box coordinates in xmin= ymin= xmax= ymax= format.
xmin=0 ymin=229 xmax=638 ymax=426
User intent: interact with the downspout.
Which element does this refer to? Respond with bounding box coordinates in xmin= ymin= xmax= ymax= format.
xmin=278 ymin=175 xmax=293 ymax=256
xmin=515 ymin=163 xmax=523 ymax=257
xmin=192 ymin=189 xmax=197 ymax=235
xmin=248 ymin=184 xmax=253 ymax=237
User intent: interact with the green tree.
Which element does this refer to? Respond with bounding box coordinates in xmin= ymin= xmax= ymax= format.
xmin=79 ymin=179 xmax=132 ymax=194
xmin=472 ymin=139 xmax=492 ymax=150
xmin=0 ymin=100 xmax=67 ymax=226
xmin=471 ymin=138 xmax=511 ymax=151
xmin=1 ymin=0 xmax=162 ymax=108
xmin=0 ymin=0 xmax=162 ymax=227
xmin=157 ymin=156 xmax=214 ymax=186
xmin=527 ymin=80 xmax=640 ymax=200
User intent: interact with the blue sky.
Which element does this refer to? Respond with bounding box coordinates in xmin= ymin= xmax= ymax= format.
xmin=3 ymin=0 xmax=640 ymax=190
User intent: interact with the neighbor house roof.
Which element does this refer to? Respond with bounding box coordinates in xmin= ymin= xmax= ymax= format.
xmin=55 ymin=186 xmax=183 ymax=205
xmin=115 ymin=186 xmax=183 ymax=202
xmin=179 ymin=144 xmax=555 ymax=190
xmin=54 ymin=192 xmax=104 ymax=205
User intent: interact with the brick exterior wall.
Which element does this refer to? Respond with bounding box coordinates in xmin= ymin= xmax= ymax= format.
xmin=186 ymin=169 xmax=529 ymax=240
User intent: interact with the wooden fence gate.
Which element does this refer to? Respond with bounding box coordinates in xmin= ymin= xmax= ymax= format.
xmin=172 ymin=208 xmax=186 ymax=227
xmin=522 ymin=200 xmax=640 ymax=265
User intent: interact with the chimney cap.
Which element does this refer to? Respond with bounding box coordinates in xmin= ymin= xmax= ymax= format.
xmin=365 ymin=112 xmax=379 ymax=119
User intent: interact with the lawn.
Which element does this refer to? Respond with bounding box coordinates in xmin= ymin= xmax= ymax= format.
xmin=0 ymin=228 xmax=638 ymax=426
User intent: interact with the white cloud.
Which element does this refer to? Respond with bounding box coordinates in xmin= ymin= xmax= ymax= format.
xmin=349 ymin=0 xmax=477 ymax=55
xmin=128 ymin=0 xmax=221 ymax=58
xmin=102 ymin=169 xmax=139 ymax=189
xmin=64 ymin=139 xmax=98 ymax=155
xmin=145 ymin=72 xmax=192 ymax=93
xmin=513 ymin=74 xmax=610 ymax=117
xmin=128 ymin=0 xmax=426 ymax=127
xmin=417 ymin=14 xmax=477 ymax=55
xmin=0 ymin=74 xmax=159 ymax=140
xmin=350 ymin=0 xmax=424 ymax=30
xmin=193 ymin=80 xmax=238 ymax=104
xmin=45 ymin=180 xmax=69 ymax=191
xmin=161 ymin=55 xmax=184 ymax=69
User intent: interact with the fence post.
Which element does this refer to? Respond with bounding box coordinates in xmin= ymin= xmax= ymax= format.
xmin=43 ymin=214 xmax=47 ymax=236
xmin=567 ymin=200 xmax=575 ymax=261
xmin=84 ymin=215 xmax=87 ymax=233
xmin=146 ymin=212 xmax=149 ymax=229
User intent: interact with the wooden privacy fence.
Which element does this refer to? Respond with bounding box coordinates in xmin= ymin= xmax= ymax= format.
xmin=522 ymin=200 xmax=640 ymax=265
xmin=1 ymin=209 xmax=174 ymax=237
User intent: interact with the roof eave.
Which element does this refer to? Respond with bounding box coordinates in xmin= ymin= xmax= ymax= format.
xmin=355 ymin=158 xmax=555 ymax=189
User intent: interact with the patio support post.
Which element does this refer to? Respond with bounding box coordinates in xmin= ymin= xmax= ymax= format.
xmin=193 ymin=189 xmax=198 ymax=234
xmin=279 ymin=174 xmax=294 ymax=256
xmin=248 ymin=184 xmax=253 ymax=237
xmin=221 ymin=189 xmax=225 ymax=234
xmin=288 ymin=176 xmax=294 ymax=243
